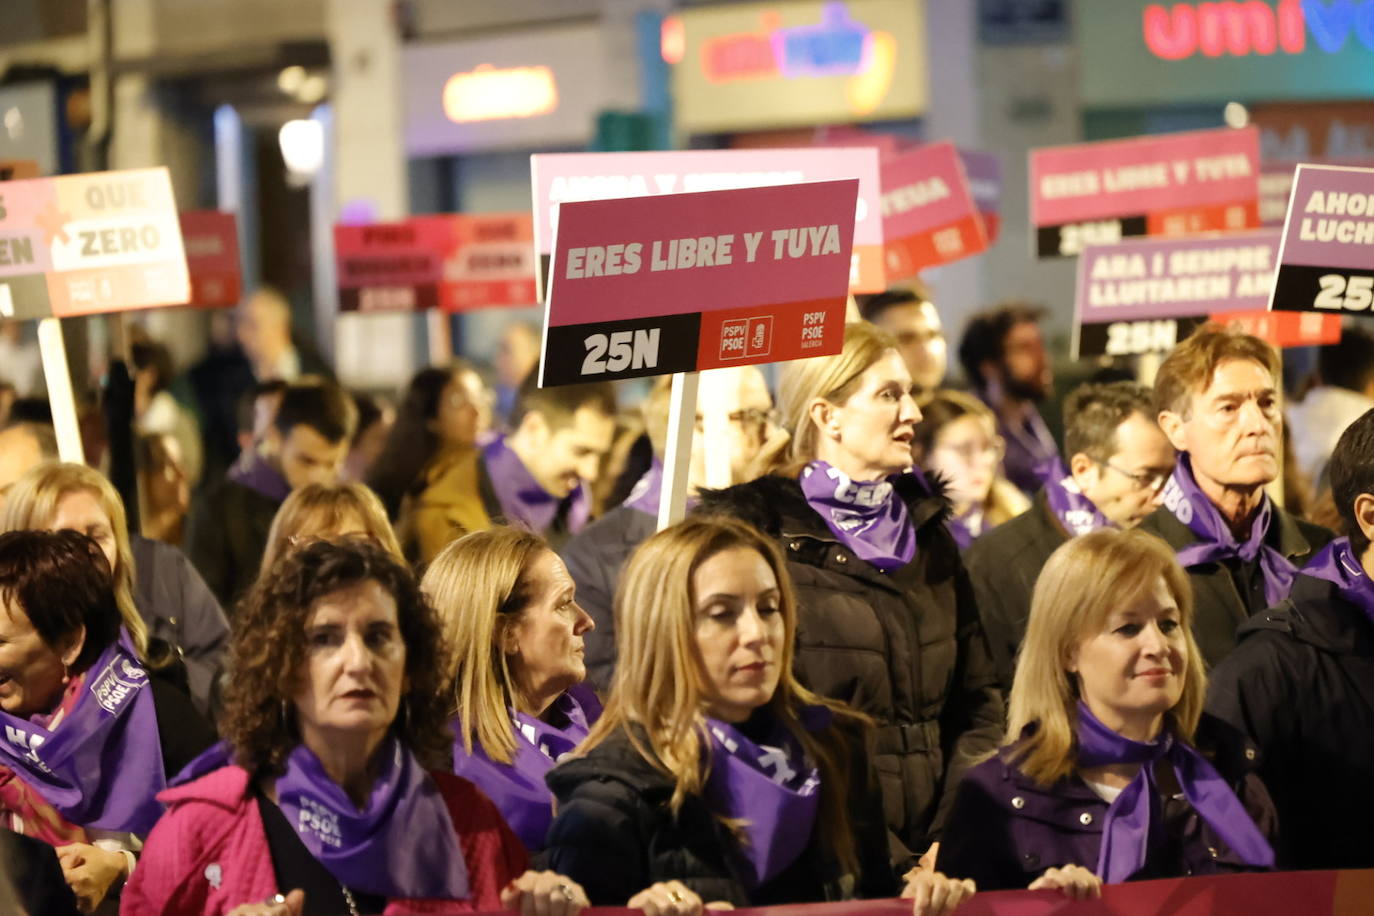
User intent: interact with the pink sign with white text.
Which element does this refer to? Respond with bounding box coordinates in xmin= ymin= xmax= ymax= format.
xmin=880 ymin=141 xmax=987 ymax=279
xmin=539 ymin=180 xmax=857 ymax=387
xmin=1030 ymin=127 xmax=1261 ymax=258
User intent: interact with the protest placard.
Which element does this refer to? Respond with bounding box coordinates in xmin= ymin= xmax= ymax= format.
xmin=334 ymin=213 xmax=536 ymax=313
xmin=880 ymin=141 xmax=988 ymax=280
xmin=959 ymin=149 xmax=1002 ymax=244
xmin=1031 ymin=126 xmax=1260 ymax=258
xmin=1269 ymin=163 xmax=1374 ymax=316
xmin=179 ymin=210 xmax=242 ymax=308
xmin=1072 ymin=230 xmax=1337 ymax=358
xmin=0 ymin=167 xmax=190 ymax=320
xmin=530 ymin=148 xmax=882 ymax=296
xmin=540 ymin=180 xmax=857 ymax=388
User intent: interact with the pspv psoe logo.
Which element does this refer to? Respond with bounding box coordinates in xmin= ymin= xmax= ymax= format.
xmin=89 ymin=656 xmax=148 ymax=715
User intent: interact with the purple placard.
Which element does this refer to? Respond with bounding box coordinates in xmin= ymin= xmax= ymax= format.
xmin=1271 ymin=164 xmax=1374 ymax=273
xmin=959 ymin=149 xmax=1002 ymax=243
xmin=1075 ymin=231 xmax=1280 ymax=325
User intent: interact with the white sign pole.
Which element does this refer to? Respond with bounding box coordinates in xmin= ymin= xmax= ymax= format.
xmin=38 ymin=318 xmax=85 ymax=464
xmin=698 ymin=368 xmax=734 ymax=490
xmin=657 ymin=370 xmax=699 ymax=532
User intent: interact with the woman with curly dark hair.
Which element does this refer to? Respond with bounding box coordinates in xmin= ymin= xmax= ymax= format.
xmin=124 ymin=539 xmax=590 ymax=916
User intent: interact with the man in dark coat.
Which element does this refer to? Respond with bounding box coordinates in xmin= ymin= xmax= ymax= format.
xmin=186 ymin=380 xmax=356 ymax=608
xmin=563 ymin=368 xmax=776 ymax=691
xmin=1137 ymin=324 xmax=1332 ymax=668
xmin=968 ymin=381 xmax=1176 ymax=690
xmin=1207 ymin=408 xmax=1374 ymax=870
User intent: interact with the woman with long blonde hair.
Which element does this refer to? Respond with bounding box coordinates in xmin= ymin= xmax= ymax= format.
xmin=258 ymin=481 xmax=405 ymax=577
xmin=543 ymin=516 xmax=974 ymax=914
xmin=937 ymin=529 xmax=1276 ymax=898
xmin=421 ymin=527 xmax=599 ymax=854
xmin=698 ymin=322 xmax=1003 ymax=868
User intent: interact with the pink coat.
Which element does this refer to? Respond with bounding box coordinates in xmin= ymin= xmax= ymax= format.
xmin=121 ymin=765 xmax=529 ymax=915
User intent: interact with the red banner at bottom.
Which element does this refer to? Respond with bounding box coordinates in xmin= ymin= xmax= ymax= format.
xmin=476 ymin=870 xmax=1373 ymax=916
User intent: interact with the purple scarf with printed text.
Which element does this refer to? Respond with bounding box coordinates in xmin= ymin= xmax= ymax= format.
xmin=1161 ymin=454 xmax=1297 ymax=606
xmin=703 ymin=706 xmax=829 ymax=889
xmin=452 ymin=683 xmax=601 ymax=852
xmin=799 ymin=462 xmax=917 ymax=571
xmin=0 ymin=632 xmax=166 ymax=834
xmin=1075 ymin=702 xmax=1273 ymax=883
xmin=1039 ymin=458 xmax=1114 ymax=536
xmin=272 ymin=737 xmax=469 ymax=900
xmin=1301 ymin=537 xmax=1374 ymax=625
xmin=624 ymin=459 xmax=664 ymax=515
xmin=483 ymin=435 xmax=590 ymax=536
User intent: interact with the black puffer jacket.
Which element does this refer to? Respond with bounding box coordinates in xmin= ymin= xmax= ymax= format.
xmin=1206 ymin=571 xmax=1374 ymax=870
xmin=696 ymin=474 xmax=1004 ymax=861
xmin=543 ymin=720 xmax=896 ymax=907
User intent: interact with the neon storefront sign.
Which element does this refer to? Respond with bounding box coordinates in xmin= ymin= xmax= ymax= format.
xmin=1144 ymin=0 xmax=1374 ymax=60
xmin=442 ymin=64 xmax=558 ymax=123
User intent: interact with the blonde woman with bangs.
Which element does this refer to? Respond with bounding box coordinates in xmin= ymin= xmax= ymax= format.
xmin=258 ymin=481 xmax=405 ymax=577
xmin=422 ymin=527 xmax=601 ymax=855
xmin=937 ymin=529 xmax=1277 ymax=898
xmin=543 ymin=516 xmax=975 ymax=915
xmin=0 ymin=462 xmax=232 ymax=715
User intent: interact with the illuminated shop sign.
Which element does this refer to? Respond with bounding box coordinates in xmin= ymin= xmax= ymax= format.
xmin=668 ymin=0 xmax=925 ymax=134
xmin=1080 ymin=0 xmax=1374 ymax=106
xmin=1144 ymin=0 xmax=1374 ymax=60
xmin=442 ymin=65 xmax=558 ymax=123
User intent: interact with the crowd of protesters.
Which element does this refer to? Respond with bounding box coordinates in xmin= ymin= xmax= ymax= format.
xmin=0 ymin=288 xmax=1371 ymax=916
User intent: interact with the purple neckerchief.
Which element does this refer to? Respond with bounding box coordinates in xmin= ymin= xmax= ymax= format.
xmin=227 ymin=452 xmax=291 ymax=503
xmin=703 ymin=706 xmax=830 ymax=889
xmin=274 ymin=737 xmax=469 ymax=900
xmin=0 ymin=632 xmax=166 ymax=834
xmin=483 ymin=435 xmax=590 ymax=536
xmin=989 ymin=393 xmax=1059 ymax=495
xmin=1162 ymin=454 xmax=1297 ymax=606
xmin=947 ymin=508 xmax=984 ymax=551
xmin=1039 ymin=458 xmax=1114 ymax=537
xmin=623 ymin=459 xmax=663 ymax=515
xmin=799 ymin=462 xmax=917 ymax=572
xmin=1302 ymin=537 xmax=1374 ymax=626
xmin=1075 ymin=702 xmax=1274 ymax=883
xmin=452 ymin=683 xmax=601 ymax=852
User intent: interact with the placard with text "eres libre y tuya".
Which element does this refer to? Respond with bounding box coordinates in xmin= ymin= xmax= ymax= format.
xmin=1031 ymin=126 xmax=1260 ymax=259
xmin=539 ymin=180 xmax=857 ymax=388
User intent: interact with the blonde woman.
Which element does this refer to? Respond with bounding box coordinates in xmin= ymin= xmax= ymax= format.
xmin=0 ymin=462 xmax=228 ymax=713
xmin=544 ymin=516 xmax=973 ymax=913
xmin=422 ymin=527 xmax=599 ymax=854
xmin=258 ymin=481 xmax=405 ymax=577
xmin=937 ymin=529 xmax=1276 ymax=897
xmin=698 ymin=322 xmax=1002 ymax=867
xmin=911 ymin=390 xmax=1029 ymax=550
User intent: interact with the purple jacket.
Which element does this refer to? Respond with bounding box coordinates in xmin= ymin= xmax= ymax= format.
xmin=936 ymin=718 xmax=1277 ymax=891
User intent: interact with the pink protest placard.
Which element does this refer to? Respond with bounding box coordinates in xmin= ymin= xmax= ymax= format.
xmin=179 ymin=210 xmax=241 ymax=308
xmin=539 ymin=180 xmax=857 ymax=387
xmin=530 ymin=148 xmax=882 ymax=294
xmin=1270 ymin=163 xmax=1374 ymax=314
xmin=1030 ymin=126 xmax=1260 ymax=258
xmin=880 ymin=141 xmax=987 ymax=279
xmin=0 ymin=167 xmax=189 ymax=320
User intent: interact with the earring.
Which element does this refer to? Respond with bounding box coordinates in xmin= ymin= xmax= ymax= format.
xmin=397 ymin=697 xmax=411 ymax=735
xmin=279 ymin=698 xmax=292 ymax=731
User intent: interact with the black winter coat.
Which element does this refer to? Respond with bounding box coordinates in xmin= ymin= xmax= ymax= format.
xmin=964 ymin=490 xmax=1067 ymax=693
xmin=560 ymin=505 xmax=657 ymax=692
xmin=543 ymin=721 xmax=897 ymax=907
xmin=1136 ymin=503 xmax=1332 ymax=668
xmin=1206 ymin=571 xmax=1374 ymax=870
xmin=696 ymin=474 xmax=1004 ymax=861
xmin=185 ymin=478 xmax=282 ymax=611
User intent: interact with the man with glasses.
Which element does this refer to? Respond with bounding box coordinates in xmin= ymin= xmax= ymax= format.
xmin=1139 ymin=323 xmax=1333 ymax=668
xmin=858 ymin=284 xmax=947 ymax=405
xmin=561 ymin=365 xmax=777 ymax=691
xmin=966 ymin=381 xmax=1176 ymax=690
